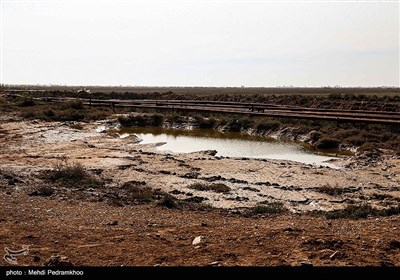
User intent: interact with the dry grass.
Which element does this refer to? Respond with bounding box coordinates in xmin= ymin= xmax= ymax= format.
xmin=47 ymin=161 xmax=101 ymax=188
xmin=325 ymin=204 xmax=400 ymax=219
xmin=189 ymin=183 xmax=231 ymax=193
xmin=249 ymin=202 xmax=287 ymax=215
xmin=314 ymin=184 xmax=347 ymax=196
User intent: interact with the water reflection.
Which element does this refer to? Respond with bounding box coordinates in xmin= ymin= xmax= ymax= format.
xmin=120 ymin=127 xmax=342 ymax=168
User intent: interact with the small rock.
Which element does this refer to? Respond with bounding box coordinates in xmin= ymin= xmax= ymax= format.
xmin=389 ymin=240 xmax=400 ymax=249
xmin=380 ymin=261 xmax=394 ymax=267
xmin=192 ymin=236 xmax=203 ymax=245
xmin=208 ymin=261 xmax=219 ymax=266
xmin=107 ymin=221 xmax=118 ymax=226
xmin=44 ymin=254 xmax=73 ymax=267
xmin=299 ymin=261 xmax=313 ymax=267
xmin=329 ymin=251 xmax=338 ymax=260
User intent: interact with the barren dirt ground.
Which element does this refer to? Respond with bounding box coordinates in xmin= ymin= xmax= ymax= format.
xmin=0 ymin=114 xmax=399 ymax=266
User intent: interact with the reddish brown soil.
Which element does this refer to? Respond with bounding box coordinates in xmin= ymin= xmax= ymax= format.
xmin=0 ymin=191 xmax=399 ymax=267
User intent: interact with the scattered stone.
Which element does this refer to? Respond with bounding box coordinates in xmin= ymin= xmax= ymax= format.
xmin=25 ymin=234 xmax=39 ymax=239
xmin=329 ymin=251 xmax=338 ymax=260
xmin=283 ymin=227 xmax=303 ymax=233
xmin=44 ymin=254 xmax=73 ymax=267
xmin=299 ymin=261 xmax=313 ymax=267
xmin=181 ymin=171 xmax=200 ymax=179
xmin=170 ymin=190 xmax=185 ymax=195
xmin=228 ymin=178 xmax=248 ymax=184
xmin=202 ymin=150 xmax=217 ymax=156
xmin=389 ymin=240 xmax=400 ymax=249
xmin=255 ymin=182 xmax=271 ymax=186
xmin=202 ymin=175 xmax=224 ymax=182
xmin=107 ymin=221 xmax=118 ymax=226
xmin=208 ymin=261 xmax=219 ymax=266
xmin=192 ymin=236 xmax=203 ymax=245
xmin=184 ymin=196 xmax=207 ymax=203
xmin=118 ymin=164 xmax=135 ymax=170
xmin=28 ymin=186 xmax=54 ymax=197
xmin=380 ymin=261 xmax=395 ymax=267
xmin=242 ymin=187 xmax=260 ymax=192
xmin=178 ymin=163 xmax=191 ymax=168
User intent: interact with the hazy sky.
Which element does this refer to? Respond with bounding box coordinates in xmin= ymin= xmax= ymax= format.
xmin=1 ymin=0 xmax=399 ymax=87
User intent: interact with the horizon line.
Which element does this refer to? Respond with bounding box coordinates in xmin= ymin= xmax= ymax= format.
xmin=2 ymin=83 xmax=399 ymax=89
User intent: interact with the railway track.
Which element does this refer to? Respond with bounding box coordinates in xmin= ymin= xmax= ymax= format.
xmin=8 ymin=94 xmax=400 ymax=125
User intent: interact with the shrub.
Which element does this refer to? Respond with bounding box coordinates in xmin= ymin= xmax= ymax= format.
xmin=189 ymin=183 xmax=230 ymax=193
xmin=19 ymin=97 xmax=35 ymax=107
xmin=315 ymin=137 xmax=341 ymax=150
xmin=43 ymin=109 xmax=55 ymax=118
xmin=315 ymin=184 xmax=346 ymax=196
xmin=250 ymin=202 xmax=287 ymax=215
xmin=61 ymin=110 xmax=84 ymax=121
xmin=47 ymin=161 xmax=101 ymax=188
xmin=118 ymin=115 xmax=154 ymax=127
xmin=195 ymin=116 xmax=217 ymax=129
xmin=125 ymin=185 xmax=154 ymax=203
xmin=66 ymin=99 xmax=84 ymax=110
xmin=157 ymin=195 xmax=178 ymax=208
xmin=28 ymin=185 xmax=54 ymax=197
xmin=358 ymin=142 xmax=378 ymax=153
xmin=326 ymin=205 xmax=376 ymax=219
xmin=69 ymin=123 xmax=84 ymax=130
xmin=346 ymin=135 xmax=366 ymax=146
xmin=255 ymin=120 xmax=281 ymax=132
xmin=152 ymin=114 xmax=164 ymax=126
xmin=309 ymin=131 xmax=323 ymax=143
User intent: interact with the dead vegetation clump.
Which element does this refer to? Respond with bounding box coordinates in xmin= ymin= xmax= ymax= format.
xmin=46 ymin=161 xmax=102 ymax=188
xmin=28 ymin=185 xmax=54 ymax=197
xmin=69 ymin=123 xmax=84 ymax=130
xmin=248 ymin=202 xmax=288 ymax=216
xmin=324 ymin=204 xmax=400 ymax=219
xmin=120 ymin=180 xmax=153 ymax=203
xmin=118 ymin=114 xmax=163 ymax=127
xmin=314 ymin=137 xmax=341 ymax=150
xmin=314 ymin=184 xmax=348 ymax=196
xmin=189 ymin=183 xmax=231 ymax=193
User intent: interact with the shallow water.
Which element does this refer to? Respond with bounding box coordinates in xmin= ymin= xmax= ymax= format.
xmin=120 ymin=127 xmax=342 ymax=168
